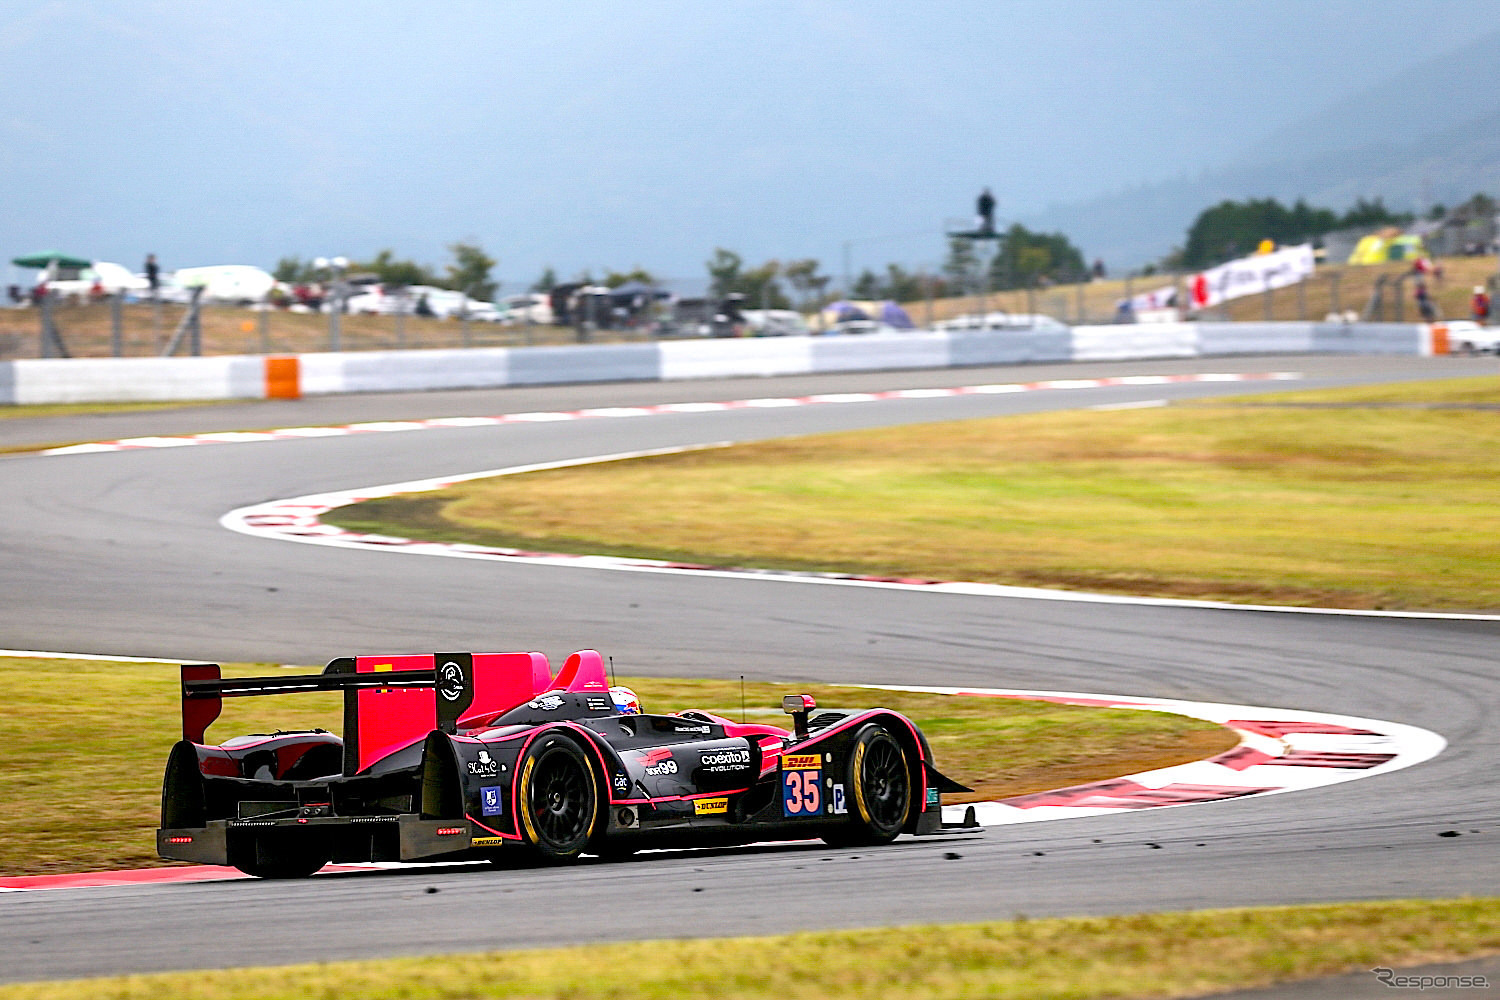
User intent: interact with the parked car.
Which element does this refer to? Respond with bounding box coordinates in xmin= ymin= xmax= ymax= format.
xmin=34 ymin=261 xmax=151 ymax=302
xmin=742 ymin=309 xmax=811 ymax=336
xmin=500 ymin=293 xmax=555 ymax=325
xmin=1445 ymin=320 xmax=1499 ymax=355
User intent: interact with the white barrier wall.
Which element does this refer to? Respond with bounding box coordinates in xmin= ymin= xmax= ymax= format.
xmin=0 ymin=323 xmax=1439 ymax=404
xmin=658 ymin=337 xmax=815 ymax=380
xmin=1070 ymin=322 xmax=1200 ymax=361
xmin=6 ymin=357 xmax=263 ymax=405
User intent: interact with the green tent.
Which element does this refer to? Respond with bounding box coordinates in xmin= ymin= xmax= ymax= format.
xmin=11 ymin=251 xmax=92 ymax=269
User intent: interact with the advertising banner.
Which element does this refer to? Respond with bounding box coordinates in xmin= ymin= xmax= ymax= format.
xmin=1189 ymin=243 xmax=1315 ymax=309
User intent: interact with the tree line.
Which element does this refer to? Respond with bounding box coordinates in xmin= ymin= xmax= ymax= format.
xmin=1175 ymin=196 xmax=1411 ymax=269
xmin=275 ymin=242 xmax=499 ymax=302
xmin=268 ymin=189 xmax=1487 ymax=316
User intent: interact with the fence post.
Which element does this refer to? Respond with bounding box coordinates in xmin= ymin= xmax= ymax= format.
xmin=328 ymin=291 xmax=342 ymax=352
xmin=162 ymin=287 xmax=203 ymax=356
xmin=1297 ymin=276 xmax=1307 ymax=320
xmin=1330 ymin=271 xmax=1341 ymax=317
xmin=1263 ymin=283 xmax=1273 ymax=321
xmin=258 ymin=303 xmax=270 ymax=354
xmin=110 ymin=293 xmax=124 ymax=356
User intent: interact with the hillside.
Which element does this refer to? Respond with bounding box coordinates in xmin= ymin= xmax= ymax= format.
xmin=1025 ymin=30 xmax=1500 ymax=269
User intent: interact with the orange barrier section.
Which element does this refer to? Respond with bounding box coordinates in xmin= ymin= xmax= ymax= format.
xmin=265 ymin=356 xmax=301 ymax=399
xmin=1429 ymin=323 xmax=1449 ymax=355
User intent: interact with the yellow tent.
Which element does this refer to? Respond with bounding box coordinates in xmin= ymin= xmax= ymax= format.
xmin=1348 ymin=231 xmax=1428 ymax=265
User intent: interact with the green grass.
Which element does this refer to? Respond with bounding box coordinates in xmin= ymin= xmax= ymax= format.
xmin=0 ymin=657 xmax=1227 ymax=876
xmin=324 ymin=376 xmax=1500 ymax=611
xmin=4 ymin=899 xmax=1497 ymax=998
xmin=0 ymin=399 xmax=227 ymax=420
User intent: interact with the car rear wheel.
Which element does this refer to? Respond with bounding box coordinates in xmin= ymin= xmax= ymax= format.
xmin=517 ymin=735 xmax=599 ymax=862
xmin=230 ymin=830 xmax=331 ymax=879
xmin=822 ymin=725 xmax=911 ymax=847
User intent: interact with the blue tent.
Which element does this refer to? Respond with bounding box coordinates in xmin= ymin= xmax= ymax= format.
xmin=880 ymin=301 xmax=915 ymax=329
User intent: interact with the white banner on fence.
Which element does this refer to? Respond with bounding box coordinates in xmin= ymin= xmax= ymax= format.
xmin=1190 ymin=244 xmax=1315 ymax=309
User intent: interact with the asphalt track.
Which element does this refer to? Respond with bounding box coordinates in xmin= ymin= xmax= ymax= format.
xmin=1 ymin=354 xmax=1497 ymax=985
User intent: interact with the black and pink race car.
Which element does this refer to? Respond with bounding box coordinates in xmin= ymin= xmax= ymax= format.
xmin=157 ymin=649 xmax=971 ymax=877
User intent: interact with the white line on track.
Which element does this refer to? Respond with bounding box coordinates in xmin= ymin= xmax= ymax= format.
xmin=37 ymin=371 xmax=1300 ymax=456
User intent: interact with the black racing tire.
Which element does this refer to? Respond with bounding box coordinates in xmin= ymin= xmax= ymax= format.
xmin=516 ymin=734 xmax=600 ymax=862
xmin=822 ymin=725 xmax=911 ymax=848
xmin=230 ymin=830 xmax=331 ymax=879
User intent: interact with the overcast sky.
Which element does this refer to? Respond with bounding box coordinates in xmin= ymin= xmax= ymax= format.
xmin=4 ymin=0 xmax=1499 ymax=289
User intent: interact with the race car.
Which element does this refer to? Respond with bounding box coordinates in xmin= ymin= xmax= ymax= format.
xmin=157 ymin=648 xmax=970 ymax=877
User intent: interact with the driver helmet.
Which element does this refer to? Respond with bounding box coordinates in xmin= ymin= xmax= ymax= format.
xmin=609 ymin=686 xmax=641 ymax=715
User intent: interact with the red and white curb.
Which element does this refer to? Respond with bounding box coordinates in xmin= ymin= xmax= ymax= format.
xmin=889 ymin=685 xmax=1445 ymax=827
xmin=0 ymin=650 xmax=1443 ymax=892
xmin=38 ymin=372 xmax=1298 ymax=456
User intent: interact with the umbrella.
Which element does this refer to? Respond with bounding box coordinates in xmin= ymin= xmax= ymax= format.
xmin=11 ymin=251 xmax=92 ymax=269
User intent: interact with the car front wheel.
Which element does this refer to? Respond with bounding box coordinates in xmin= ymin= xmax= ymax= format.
xmin=823 ymin=725 xmax=911 ymax=847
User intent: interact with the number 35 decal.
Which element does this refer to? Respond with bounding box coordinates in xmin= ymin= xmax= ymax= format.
xmin=782 ymin=768 xmax=822 ymax=816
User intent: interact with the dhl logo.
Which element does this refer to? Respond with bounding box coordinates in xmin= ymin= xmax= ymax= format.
xmin=782 ymin=754 xmax=821 ymax=770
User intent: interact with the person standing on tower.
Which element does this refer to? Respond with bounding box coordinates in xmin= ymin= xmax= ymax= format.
xmin=976 ymin=188 xmax=996 ymax=236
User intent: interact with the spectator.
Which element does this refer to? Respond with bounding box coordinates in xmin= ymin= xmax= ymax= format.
xmin=1473 ymin=286 xmax=1492 ymax=326
xmin=144 ymin=253 xmax=160 ymax=297
xmin=1414 ymin=280 xmax=1437 ymax=321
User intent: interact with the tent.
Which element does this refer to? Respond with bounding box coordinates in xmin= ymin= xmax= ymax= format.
xmin=880 ymin=301 xmax=915 ymax=329
xmin=11 ymin=251 xmax=91 ymax=269
xmin=607 ymin=280 xmax=669 ymax=302
xmin=1348 ymin=233 xmax=1428 ymax=266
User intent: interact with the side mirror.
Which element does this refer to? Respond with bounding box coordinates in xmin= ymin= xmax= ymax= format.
xmin=782 ymin=694 xmax=816 ymax=739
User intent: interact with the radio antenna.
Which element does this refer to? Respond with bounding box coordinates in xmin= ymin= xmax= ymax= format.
xmin=740 ymin=675 xmax=746 ymax=724
xmin=609 ymin=655 xmax=616 ymax=689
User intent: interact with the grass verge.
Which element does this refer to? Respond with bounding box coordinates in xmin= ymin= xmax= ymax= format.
xmin=3 ymin=899 xmax=1496 ymax=998
xmin=324 ymin=376 xmax=1500 ymax=611
xmin=0 ymin=399 xmax=228 ymax=421
xmin=0 ymin=657 xmax=1228 ymax=876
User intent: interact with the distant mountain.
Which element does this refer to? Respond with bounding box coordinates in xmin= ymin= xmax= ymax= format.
xmin=1026 ymin=30 xmax=1500 ymax=270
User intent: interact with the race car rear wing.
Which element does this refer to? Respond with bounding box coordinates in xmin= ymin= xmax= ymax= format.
xmin=179 ymin=650 xmax=560 ymax=775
